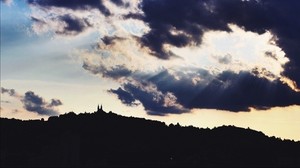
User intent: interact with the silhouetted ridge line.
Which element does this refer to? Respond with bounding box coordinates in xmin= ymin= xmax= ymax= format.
xmin=1 ymin=109 xmax=300 ymax=167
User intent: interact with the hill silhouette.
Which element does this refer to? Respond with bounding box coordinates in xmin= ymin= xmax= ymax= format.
xmin=1 ymin=108 xmax=300 ymax=167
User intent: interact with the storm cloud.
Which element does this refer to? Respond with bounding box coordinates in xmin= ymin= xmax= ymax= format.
xmin=109 ymin=70 xmax=300 ymax=115
xmin=25 ymin=0 xmax=300 ymax=115
xmin=135 ymin=0 xmax=230 ymax=59
xmin=133 ymin=0 xmax=300 ymax=85
xmin=26 ymin=0 xmax=300 ymax=86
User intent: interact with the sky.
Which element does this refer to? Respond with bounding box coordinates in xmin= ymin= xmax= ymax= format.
xmin=1 ymin=0 xmax=300 ymax=141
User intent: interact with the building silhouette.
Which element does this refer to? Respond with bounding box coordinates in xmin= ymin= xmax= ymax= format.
xmin=96 ymin=104 xmax=104 ymax=113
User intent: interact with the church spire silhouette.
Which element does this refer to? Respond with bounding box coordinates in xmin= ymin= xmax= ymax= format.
xmin=97 ymin=104 xmax=103 ymax=112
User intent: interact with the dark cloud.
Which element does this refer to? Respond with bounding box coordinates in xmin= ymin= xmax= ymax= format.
xmin=28 ymin=0 xmax=127 ymax=15
xmin=56 ymin=14 xmax=91 ymax=36
xmin=213 ymin=0 xmax=300 ymax=86
xmin=82 ymin=62 xmax=132 ymax=80
xmin=49 ymin=99 xmax=63 ymax=107
xmin=27 ymin=0 xmax=131 ymax=36
xmin=101 ymin=36 xmax=125 ymax=45
xmin=111 ymin=0 xmax=126 ymax=7
xmin=26 ymin=0 xmax=300 ymax=86
xmin=27 ymin=0 xmax=111 ymax=16
xmin=132 ymin=0 xmax=231 ymax=59
xmin=111 ymin=70 xmax=300 ymax=115
xmin=184 ymin=71 xmax=300 ymax=112
xmin=1 ymin=87 xmax=62 ymax=116
xmin=1 ymin=87 xmax=16 ymax=96
xmin=120 ymin=82 xmax=188 ymax=116
xmin=104 ymin=65 xmax=132 ymax=79
xmin=130 ymin=0 xmax=300 ymax=85
xmin=26 ymin=0 xmax=300 ymax=114
xmin=22 ymin=91 xmax=61 ymax=116
xmin=108 ymin=87 xmax=139 ymax=106
xmin=30 ymin=14 xmax=92 ymax=36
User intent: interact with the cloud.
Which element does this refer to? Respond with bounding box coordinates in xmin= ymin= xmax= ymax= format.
xmin=80 ymin=32 xmax=300 ymax=115
xmin=49 ymin=99 xmax=63 ymax=107
xmin=110 ymin=70 xmax=300 ymax=115
xmin=82 ymin=62 xmax=133 ymax=80
xmin=28 ymin=0 xmax=142 ymax=37
xmin=1 ymin=0 xmax=12 ymax=5
xmin=101 ymin=36 xmax=125 ymax=45
xmin=22 ymin=91 xmax=60 ymax=116
xmin=110 ymin=0 xmax=126 ymax=6
xmin=1 ymin=87 xmax=17 ymax=96
xmin=264 ymin=51 xmax=278 ymax=61
xmin=25 ymin=0 xmax=300 ymax=115
xmin=216 ymin=0 xmax=300 ymax=87
xmin=217 ymin=54 xmax=232 ymax=64
xmin=27 ymin=0 xmax=300 ymax=87
xmin=31 ymin=13 xmax=93 ymax=36
xmin=115 ymin=81 xmax=188 ymax=116
xmin=182 ymin=70 xmax=300 ymax=112
xmin=1 ymin=87 xmax=62 ymax=116
xmin=108 ymin=87 xmax=139 ymax=106
xmin=27 ymin=0 xmax=113 ymax=16
xmin=56 ymin=14 xmax=92 ymax=36
xmin=132 ymin=0 xmax=231 ymax=59
xmin=132 ymin=0 xmax=300 ymax=85
xmin=85 ymin=63 xmax=300 ymax=115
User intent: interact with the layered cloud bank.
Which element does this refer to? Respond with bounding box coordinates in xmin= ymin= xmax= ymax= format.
xmin=6 ymin=0 xmax=300 ymax=115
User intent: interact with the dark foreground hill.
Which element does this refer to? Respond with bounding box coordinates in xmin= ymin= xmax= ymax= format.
xmin=1 ymin=110 xmax=300 ymax=167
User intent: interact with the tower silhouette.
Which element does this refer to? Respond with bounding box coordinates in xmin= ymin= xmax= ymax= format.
xmin=97 ymin=104 xmax=103 ymax=112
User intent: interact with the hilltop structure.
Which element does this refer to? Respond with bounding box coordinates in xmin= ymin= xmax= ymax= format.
xmin=96 ymin=104 xmax=104 ymax=113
